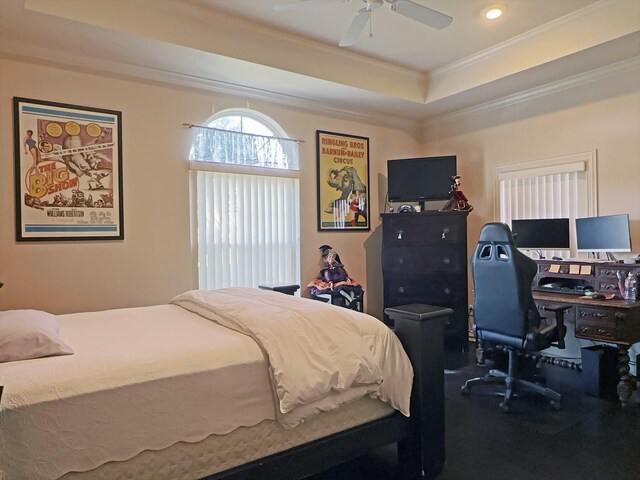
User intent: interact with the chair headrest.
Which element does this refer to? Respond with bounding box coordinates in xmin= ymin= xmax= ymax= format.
xmin=478 ymin=222 xmax=515 ymax=244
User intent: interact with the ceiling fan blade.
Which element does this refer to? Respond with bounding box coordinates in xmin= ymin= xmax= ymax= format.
xmin=273 ymin=0 xmax=350 ymax=12
xmin=339 ymin=10 xmax=371 ymax=47
xmin=390 ymin=0 xmax=452 ymax=30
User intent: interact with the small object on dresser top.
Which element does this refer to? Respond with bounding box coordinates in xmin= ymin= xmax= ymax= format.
xmin=623 ymin=271 xmax=637 ymax=301
xmin=580 ymin=292 xmax=614 ymax=300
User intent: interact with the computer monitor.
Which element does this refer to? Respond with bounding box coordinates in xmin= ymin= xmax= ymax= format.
xmin=576 ymin=214 xmax=632 ymax=254
xmin=511 ymin=218 xmax=570 ymax=250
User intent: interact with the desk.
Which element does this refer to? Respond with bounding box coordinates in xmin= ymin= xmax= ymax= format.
xmin=533 ymin=291 xmax=640 ymax=406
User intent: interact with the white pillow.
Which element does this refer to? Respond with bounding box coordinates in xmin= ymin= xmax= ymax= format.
xmin=0 ymin=309 xmax=73 ymax=363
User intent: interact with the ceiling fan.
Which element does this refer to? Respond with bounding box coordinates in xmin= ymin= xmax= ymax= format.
xmin=273 ymin=0 xmax=453 ymax=47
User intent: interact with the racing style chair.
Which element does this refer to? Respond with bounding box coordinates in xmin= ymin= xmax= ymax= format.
xmin=461 ymin=222 xmax=570 ymax=412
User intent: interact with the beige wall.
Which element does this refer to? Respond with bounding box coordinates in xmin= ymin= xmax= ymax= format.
xmin=422 ymin=65 xmax=640 ymax=268
xmin=419 ymin=67 xmax=640 ymax=361
xmin=1 ymin=56 xmax=638 ymax=319
xmin=0 ymin=57 xmax=421 ymax=314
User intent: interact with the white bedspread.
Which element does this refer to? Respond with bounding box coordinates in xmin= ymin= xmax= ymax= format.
xmin=0 ymin=289 xmax=413 ymax=480
xmin=171 ymin=288 xmax=413 ymax=418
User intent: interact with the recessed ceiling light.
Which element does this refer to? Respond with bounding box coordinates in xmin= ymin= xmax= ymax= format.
xmin=484 ymin=5 xmax=504 ymax=20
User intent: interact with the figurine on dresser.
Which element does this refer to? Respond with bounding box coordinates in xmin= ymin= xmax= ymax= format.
xmin=441 ymin=175 xmax=473 ymax=212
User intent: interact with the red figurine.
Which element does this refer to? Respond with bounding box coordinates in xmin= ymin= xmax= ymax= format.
xmin=441 ymin=175 xmax=473 ymax=212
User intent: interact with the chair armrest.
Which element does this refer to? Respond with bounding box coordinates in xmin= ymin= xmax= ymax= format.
xmin=540 ymin=303 xmax=571 ymax=349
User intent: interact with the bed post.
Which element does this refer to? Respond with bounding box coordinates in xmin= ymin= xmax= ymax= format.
xmin=385 ymin=304 xmax=451 ymax=479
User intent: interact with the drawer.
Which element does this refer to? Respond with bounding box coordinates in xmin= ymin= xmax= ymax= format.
xmin=383 ymin=216 xmax=466 ymax=246
xmin=384 ymin=275 xmax=466 ymax=304
xmin=383 ymin=246 xmax=466 ymax=275
xmin=595 ymin=279 xmax=623 ymax=297
xmin=575 ymin=307 xmax=616 ymax=341
xmin=596 ymin=265 xmax=639 ymax=280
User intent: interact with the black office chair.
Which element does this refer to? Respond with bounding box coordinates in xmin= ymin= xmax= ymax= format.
xmin=461 ymin=222 xmax=570 ymax=412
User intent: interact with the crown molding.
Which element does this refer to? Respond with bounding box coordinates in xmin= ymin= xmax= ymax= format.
xmin=0 ymin=46 xmax=420 ymax=134
xmin=25 ymin=0 xmax=426 ymax=103
xmin=432 ymin=0 xmax=615 ymax=76
xmin=423 ymin=55 xmax=640 ymax=129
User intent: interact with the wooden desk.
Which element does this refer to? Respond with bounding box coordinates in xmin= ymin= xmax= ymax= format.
xmin=533 ymin=291 xmax=640 ymax=406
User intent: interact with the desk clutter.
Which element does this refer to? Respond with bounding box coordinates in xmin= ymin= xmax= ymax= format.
xmin=534 ymin=259 xmax=639 ymax=300
xmin=532 ymin=258 xmax=639 ymax=407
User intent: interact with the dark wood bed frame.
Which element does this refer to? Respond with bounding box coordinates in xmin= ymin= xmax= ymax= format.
xmin=208 ymin=303 xmax=450 ymax=480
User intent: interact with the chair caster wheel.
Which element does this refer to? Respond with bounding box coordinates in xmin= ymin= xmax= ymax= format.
xmin=550 ymin=400 xmax=561 ymax=410
xmin=460 ymin=385 xmax=470 ymax=395
xmin=499 ymin=401 xmax=511 ymax=413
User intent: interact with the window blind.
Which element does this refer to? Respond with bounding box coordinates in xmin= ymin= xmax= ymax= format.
xmin=496 ymin=151 xmax=597 ymax=257
xmin=195 ymin=171 xmax=300 ymax=289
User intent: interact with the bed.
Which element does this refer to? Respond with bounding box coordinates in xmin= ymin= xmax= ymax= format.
xmin=0 ymin=288 xmax=447 ymax=480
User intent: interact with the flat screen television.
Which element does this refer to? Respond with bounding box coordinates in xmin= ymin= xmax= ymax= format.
xmin=576 ymin=214 xmax=632 ymax=253
xmin=387 ymin=156 xmax=457 ymax=206
xmin=511 ymin=218 xmax=570 ymax=249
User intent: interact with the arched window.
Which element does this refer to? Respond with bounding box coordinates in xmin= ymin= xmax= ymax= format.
xmin=189 ymin=109 xmax=300 ymax=290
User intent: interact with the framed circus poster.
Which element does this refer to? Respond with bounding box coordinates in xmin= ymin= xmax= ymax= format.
xmin=316 ymin=130 xmax=370 ymax=232
xmin=13 ymin=97 xmax=123 ymax=241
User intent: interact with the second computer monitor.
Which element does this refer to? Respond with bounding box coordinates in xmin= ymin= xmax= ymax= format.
xmin=576 ymin=214 xmax=632 ymax=253
xmin=511 ymin=218 xmax=570 ymax=250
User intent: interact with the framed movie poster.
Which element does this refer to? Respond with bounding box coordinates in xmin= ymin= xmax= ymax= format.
xmin=316 ymin=130 xmax=370 ymax=231
xmin=13 ymin=97 xmax=123 ymax=241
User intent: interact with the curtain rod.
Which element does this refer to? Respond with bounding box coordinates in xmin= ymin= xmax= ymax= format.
xmin=182 ymin=123 xmax=305 ymax=143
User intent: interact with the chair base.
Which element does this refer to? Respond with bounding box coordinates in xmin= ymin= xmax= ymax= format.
xmin=460 ymin=349 xmax=562 ymax=412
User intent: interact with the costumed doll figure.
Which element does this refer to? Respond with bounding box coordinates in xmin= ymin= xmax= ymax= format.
xmin=441 ymin=175 xmax=473 ymax=212
xmin=307 ymin=245 xmax=363 ymax=309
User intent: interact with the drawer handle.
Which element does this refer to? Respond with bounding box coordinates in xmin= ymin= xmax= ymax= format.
xmin=398 ymin=287 xmax=405 ymax=294
xmin=442 ymin=257 xmax=451 ymax=265
xmin=441 ymin=227 xmax=450 ymax=239
xmin=580 ymin=311 xmax=608 ymax=319
xmin=397 ymin=229 xmax=403 ymax=240
xmin=398 ymin=258 xmax=405 ymax=265
xmin=443 ymin=287 xmax=451 ymax=295
xmin=580 ymin=326 xmax=612 ymax=338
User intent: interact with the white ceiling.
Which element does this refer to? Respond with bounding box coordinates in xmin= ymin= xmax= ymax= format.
xmin=196 ymin=0 xmax=600 ymax=72
xmin=1 ymin=0 xmax=639 ymax=126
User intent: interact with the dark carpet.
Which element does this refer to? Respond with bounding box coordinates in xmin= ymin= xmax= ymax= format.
xmin=310 ymin=343 xmax=640 ymax=480
xmin=443 ymin=361 xmax=608 ymax=436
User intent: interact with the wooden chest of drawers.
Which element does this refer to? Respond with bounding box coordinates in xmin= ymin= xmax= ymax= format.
xmin=381 ymin=211 xmax=469 ymax=349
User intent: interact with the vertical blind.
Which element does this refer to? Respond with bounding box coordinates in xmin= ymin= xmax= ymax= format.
xmin=189 ymin=119 xmax=300 ymax=290
xmin=194 ymin=171 xmax=300 ymax=289
xmin=498 ymin=159 xmax=593 ymax=257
